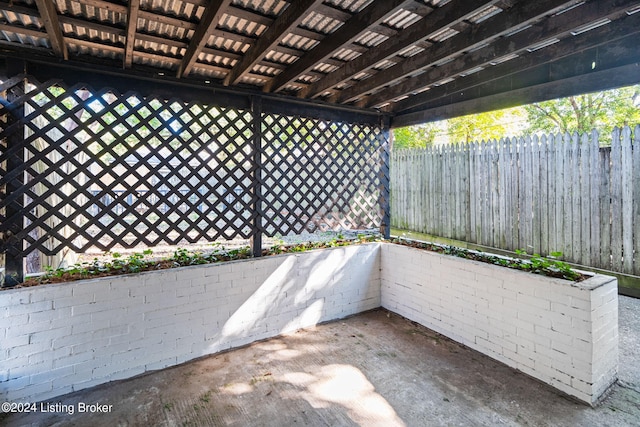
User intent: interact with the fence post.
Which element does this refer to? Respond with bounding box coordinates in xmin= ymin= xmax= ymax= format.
xmin=1 ymin=63 xmax=26 ymax=287
xmin=250 ymin=95 xmax=263 ymax=257
xmin=379 ymin=115 xmax=391 ymax=239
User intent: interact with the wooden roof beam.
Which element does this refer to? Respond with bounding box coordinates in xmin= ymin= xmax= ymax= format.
xmin=59 ymin=15 xmax=127 ymax=36
xmin=264 ymin=0 xmax=414 ymax=93
xmin=75 ymin=0 xmax=127 ymax=14
xmin=391 ymin=11 xmax=640 ymax=116
xmin=403 ymin=0 xmax=438 ymax=15
xmin=224 ymin=0 xmax=323 ymax=86
xmin=302 ymin=0 xmax=499 ymax=99
xmin=393 ymin=40 xmax=640 ymax=127
xmin=367 ymin=0 xmax=637 ymax=109
xmin=124 ymin=0 xmax=140 ymax=68
xmin=227 ymin=4 xmax=274 ymax=26
xmin=337 ymin=0 xmax=582 ymax=105
xmin=137 ymin=10 xmax=197 ymax=30
xmin=315 ymin=3 xmax=352 ymax=21
xmin=177 ymin=0 xmax=233 ymax=78
xmin=34 ymin=0 xmax=68 ymax=60
xmin=0 ymin=23 xmax=47 ymax=39
xmin=0 ymin=1 xmax=38 ymax=16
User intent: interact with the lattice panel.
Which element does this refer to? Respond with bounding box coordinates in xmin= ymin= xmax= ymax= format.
xmin=0 ymin=77 xmax=255 ymax=255
xmin=261 ymin=114 xmax=384 ymax=236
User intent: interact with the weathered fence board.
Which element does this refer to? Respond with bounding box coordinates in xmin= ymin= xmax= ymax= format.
xmin=611 ymin=128 xmax=623 ymax=272
xmin=589 ymin=130 xmax=601 ymax=268
xmin=539 ymin=135 xmax=549 ymax=257
xmin=634 ymin=126 xmax=640 ymax=275
xmin=621 ymin=127 xmax=633 ymax=274
xmin=391 ymin=127 xmax=638 ymax=276
xmin=600 ymin=146 xmax=612 ymax=270
xmin=562 ymin=134 xmax=573 ymax=263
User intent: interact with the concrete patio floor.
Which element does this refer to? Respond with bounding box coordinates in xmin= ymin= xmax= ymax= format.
xmin=3 ymin=296 xmax=639 ymax=427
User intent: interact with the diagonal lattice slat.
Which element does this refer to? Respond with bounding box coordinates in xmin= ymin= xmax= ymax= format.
xmin=0 ymin=77 xmax=255 ymax=255
xmin=0 ymin=76 xmax=387 ymax=259
xmin=261 ymin=113 xmax=384 ymax=236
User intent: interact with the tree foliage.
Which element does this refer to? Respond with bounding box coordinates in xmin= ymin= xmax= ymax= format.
xmin=391 ymin=86 xmax=640 ymax=148
xmin=524 ymin=86 xmax=640 ymax=138
xmin=392 ymin=123 xmax=438 ymax=149
xmin=446 ymin=110 xmax=513 ymax=144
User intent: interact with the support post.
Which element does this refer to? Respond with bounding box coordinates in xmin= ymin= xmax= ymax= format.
xmin=379 ymin=115 xmax=392 ymax=239
xmin=2 ymin=63 xmax=26 ymax=286
xmin=250 ymin=96 xmax=263 ymax=257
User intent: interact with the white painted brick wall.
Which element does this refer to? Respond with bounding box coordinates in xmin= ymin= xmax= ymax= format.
xmin=380 ymin=243 xmax=618 ymax=405
xmin=0 ymin=242 xmax=617 ymax=406
xmin=0 ymin=243 xmax=381 ymax=403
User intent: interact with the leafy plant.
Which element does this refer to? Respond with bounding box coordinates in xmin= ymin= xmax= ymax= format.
xmin=393 ymin=238 xmax=584 ymax=282
xmin=21 ymin=233 xmax=582 ymax=288
xmin=524 ymin=250 xmax=581 ymax=281
xmin=171 ymin=248 xmax=207 ymax=267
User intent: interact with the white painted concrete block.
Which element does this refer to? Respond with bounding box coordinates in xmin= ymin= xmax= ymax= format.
xmin=0 ymin=242 xmax=616 ymax=407
xmin=379 ymin=244 xmax=618 ymax=406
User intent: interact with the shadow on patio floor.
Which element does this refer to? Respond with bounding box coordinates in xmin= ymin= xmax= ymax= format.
xmin=3 ymin=296 xmax=639 ymax=427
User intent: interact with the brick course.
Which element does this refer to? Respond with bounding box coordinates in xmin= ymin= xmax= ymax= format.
xmin=0 ymin=243 xmax=617 ymax=406
xmin=380 ymin=244 xmax=618 ymax=405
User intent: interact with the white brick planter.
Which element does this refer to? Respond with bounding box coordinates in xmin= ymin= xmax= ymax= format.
xmin=380 ymin=243 xmax=618 ymax=405
xmin=0 ymin=242 xmax=618 ymax=406
xmin=0 ymin=244 xmax=381 ymax=403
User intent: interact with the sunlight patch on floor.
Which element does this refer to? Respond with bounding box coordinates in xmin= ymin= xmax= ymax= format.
xmin=287 ymin=364 xmax=406 ymax=427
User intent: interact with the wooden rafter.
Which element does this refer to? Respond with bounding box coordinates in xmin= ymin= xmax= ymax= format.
xmin=227 ymin=4 xmax=273 ymax=25
xmin=264 ymin=0 xmax=414 ymax=93
xmin=136 ymin=33 xmax=188 ymax=50
xmin=179 ymin=0 xmax=207 ymax=6
xmin=124 ymin=0 xmax=141 ymax=68
xmin=370 ymin=24 xmax=400 ymax=38
xmin=135 ymin=19 xmax=316 ymax=64
xmin=75 ymin=0 xmax=127 ymax=14
xmin=0 ymin=0 xmax=638 ymax=128
xmin=302 ymin=0 xmax=498 ymax=99
xmin=0 ymin=23 xmax=47 ymax=39
xmin=177 ymin=0 xmax=233 ymax=78
xmin=315 ymin=4 xmax=351 ymax=21
xmin=365 ymin=0 xmax=636 ymax=109
xmin=403 ymin=1 xmax=438 ymax=15
xmin=67 ymin=37 xmax=123 ymax=54
xmin=391 ymin=9 xmax=640 ymax=115
xmin=393 ymin=39 xmax=640 ymax=127
xmin=57 ymin=15 xmax=125 ymax=37
xmin=336 ymin=0 xmax=581 ymax=104
xmin=224 ymin=0 xmax=324 ymax=86
xmin=34 ymin=0 xmax=67 ymax=60
xmin=0 ymin=1 xmax=37 ymax=16
xmin=137 ymin=10 xmax=197 ymax=31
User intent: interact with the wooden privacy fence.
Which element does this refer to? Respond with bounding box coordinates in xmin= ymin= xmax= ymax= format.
xmin=391 ymin=126 xmax=640 ymax=276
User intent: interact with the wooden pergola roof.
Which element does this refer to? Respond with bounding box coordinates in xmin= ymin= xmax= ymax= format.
xmin=0 ymin=0 xmax=639 ymax=126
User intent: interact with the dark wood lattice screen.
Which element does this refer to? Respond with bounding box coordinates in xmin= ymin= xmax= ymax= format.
xmin=0 ymin=75 xmax=388 ymax=263
xmin=261 ymin=113 xmax=384 ymax=236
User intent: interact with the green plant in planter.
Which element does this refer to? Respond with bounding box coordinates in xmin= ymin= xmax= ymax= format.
xmin=123 ymin=249 xmax=154 ymax=273
xmin=24 ymin=233 xmax=583 ymax=288
xmin=390 ymin=237 xmax=584 ymax=282
xmin=171 ymin=248 xmax=200 ymax=266
xmin=226 ymin=247 xmax=251 ymax=258
xmin=515 ymin=250 xmax=580 ymax=281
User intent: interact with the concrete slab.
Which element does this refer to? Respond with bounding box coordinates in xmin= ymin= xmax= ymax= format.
xmin=2 ymin=296 xmax=639 ymax=427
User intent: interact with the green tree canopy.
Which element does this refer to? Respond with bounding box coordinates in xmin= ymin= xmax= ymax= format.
xmin=392 ymin=85 xmax=640 ymax=148
xmin=392 ymin=123 xmax=438 ymax=149
xmin=524 ymin=86 xmax=640 ymax=138
xmin=446 ymin=109 xmax=518 ymax=144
